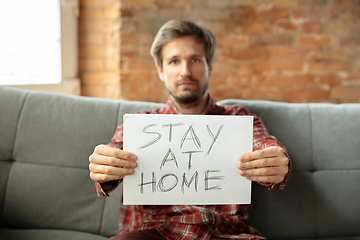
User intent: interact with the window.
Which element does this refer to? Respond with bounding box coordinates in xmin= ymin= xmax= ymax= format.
xmin=0 ymin=0 xmax=80 ymax=95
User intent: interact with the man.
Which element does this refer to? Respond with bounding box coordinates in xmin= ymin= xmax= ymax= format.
xmin=89 ymin=19 xmax=291 ymax=240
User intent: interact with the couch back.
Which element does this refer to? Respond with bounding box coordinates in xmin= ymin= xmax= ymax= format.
xmin=0 ymin=86 xmax=359 ymax=239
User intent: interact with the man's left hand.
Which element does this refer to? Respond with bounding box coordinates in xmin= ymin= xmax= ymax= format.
xmin=238 ymin=146 xmax=289 ymax=184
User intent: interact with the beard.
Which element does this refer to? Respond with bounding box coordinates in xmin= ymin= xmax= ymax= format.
xmin=166 ymin=77 xmax=208 ymax=105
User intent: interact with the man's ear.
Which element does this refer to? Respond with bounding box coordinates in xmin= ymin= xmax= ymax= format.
xmin=208 ymin=63 xmax=213 ymax=78
xmin=156 ymin=66 xmax=164 ymax=82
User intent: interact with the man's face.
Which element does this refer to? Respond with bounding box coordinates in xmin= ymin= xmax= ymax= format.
xmin=157 ymin=36 xmax=213 ymax=105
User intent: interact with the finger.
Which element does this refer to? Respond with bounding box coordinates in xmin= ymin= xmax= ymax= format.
xmin=94 ymin=144 xmax=137 ymax=161
xmin=241 ymin=174 xmax=286 ymax=184
xmin=89 ymin=163 xmax=136 ymax=179
xmin=239 ymin=165 xmax=289 ymax=178
xmin=90 ymin=172 xmax=126 ymax=183
xmin=238 ymin=156 xmax=288 ymax=170
xmin=90 ymin=154 xmax=137 ymax=168
xmin=240 ymin=146 xmax=284 ymax=163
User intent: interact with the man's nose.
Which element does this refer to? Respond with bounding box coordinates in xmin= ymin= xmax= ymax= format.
xmin=180 ymin=62 xmax=191 ymax=77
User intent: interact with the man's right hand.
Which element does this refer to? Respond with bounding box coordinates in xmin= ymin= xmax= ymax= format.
xmin=89 ymin=144 xmax=137 ymax=183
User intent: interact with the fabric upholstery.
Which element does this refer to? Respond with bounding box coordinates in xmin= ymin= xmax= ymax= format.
xmin=0 ymin=87 xmax=359 ymax=240
xmin=0 ymin=228 xmax=108 ymax=240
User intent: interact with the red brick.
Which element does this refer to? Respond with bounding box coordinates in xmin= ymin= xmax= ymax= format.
xmin=79 ymin=9 xmax=103 ymax=19
xmin=79 ymin=58 xmax=104 ymax=72
xmin=253 ymin=34 xmax=295 ymax=46
xmin=229 ymin=75 xmax=258 ymax=87
xmin=284 ymin=88 xmax=329 ymax=102
xmin=296 ymin=48 xmax=321 ymax=60
xmin=104 ymin=32 xmax=120 ymax=46
xmin=298 ymin=35 xmax=331 ymax=47
xmin=81 ymin=72 xmax=120 ymax=84
xmin=265 ymin=75 xmax=289 ymax=87
xmin=274 ymin=0 xmax=295 ymax=8
xmin=257 ymin=61 xmax=303 ymax=72
xmin=210 ymin=74 xmax=229 ymax=87
xmin=228 ymin=6 xmax=257 ymax=25
xmin=103 ymin=6 xmax=120 ymax=19
xmin=79 ymin=45 xmax=118 ymax=58
xmin=79 ymin=33 xmax=103 ymax=45
xmin=121 ymin=33 xmax=141 ymax=46
xmin=130 ymin=58 xmax=155 ymax=71
xmin=209 ymin=87 xmax=242 ymax=101
xmin=81 ymin=84 xmax=107 ymax=98
xmin=121 ymin=8 xmax=134 ymax=18
xmin=318 ymin=75 xmax=339 ymax=87
xmin=327 ymin=23 xmax=351 ymax=35
xmin=81 ymin=0 xmax=120 ymax=8
xmin=292 ymin=9 xmax=331 ymax=20
xmin=257 ymin=8 xmax=289 ymax=21
xmin=242 ymin=88 xmax=283 ymax=101
xmin=277 ymin=21 xmax=297 ymax=32
xmin=344 ymin=75 xmax=360 ymax=84
xmin=104 ymin=84 xmax=122 ymax=99
xmin=292 ymin=75 xmax=315 ymax=85
xmin=271 ymin=46 xmax=294 ymax=59
xmin=301 ymin=21 xmax=324 ymax=34
xmin=122 ymin=0 xmax=154 ymax=7
xmin=321 ymin=49 xmax=345 ymax=61
xmin=79 ymin=46 xmax=106 ymax=57
xmin=121 ymin=47 xmax=140 ymax=57
xmin=217 ymin=34 xmax=248 ymax=48
xmin=338 ymin=9 xmax=359 ymax=21
xmin=228 ymin=62 xmax=256 ymax=75
xmin=339 ymin=37 xmax=360 ymax=47
xmin=308 ymin=61 xmax=350 ymax=73
xmin=223 ymin=48 xmax=271 ymax=61
xmin=79 ymin=19 xmax=121 ymax=33
xmin=332 ymin=0 xmax=356 ymax=8
xmin=105 ymin=58 xmax=120 ymax=71
xmin=276 ymin=61 xmax=304 ymax=71
xmin=330 ymin=86 xmax=360 ymax=101
xmin=241 ymin=22 xmax=272 ymax=35
xmin=124 ymin=83 xmax=164 ymax=102
xmin=120 ymin=72 xmax=153 ymax=84
xmin=296 ymin=0 xmax=328 ymax=7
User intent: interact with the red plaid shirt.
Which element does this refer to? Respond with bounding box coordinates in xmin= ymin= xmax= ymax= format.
xmin=96 ymin=97 xmax=291 ymax=240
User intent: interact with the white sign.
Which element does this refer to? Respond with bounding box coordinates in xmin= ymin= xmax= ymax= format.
xmin=123 ymin=114 xmax=253 ymax=205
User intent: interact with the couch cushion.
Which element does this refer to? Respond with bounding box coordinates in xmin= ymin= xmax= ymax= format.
xmin=0 ymin=88 xmax=28 ymax=225
xmin=310 ymin=104 xmax=360 ymax=170
xmin=0 ymin=88 xmax=122 ymax=237
xmin=3 ymin=163 xmax=103 ymax=233
xmin=249 ymin=171 xmax=317 ymax=239
xmin=0 ymin=228 xmax=108 ymax=240
xmin=0 ymin=87 xmax=27 ymax=162
xmin=12 ymin=92 xmax=119 ymax=169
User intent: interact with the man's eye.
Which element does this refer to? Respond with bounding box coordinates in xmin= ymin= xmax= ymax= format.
xmin=192 ymin=59 xmax=200 ymax=63
xmin=170 ymin=60 xmax=179 ymax=64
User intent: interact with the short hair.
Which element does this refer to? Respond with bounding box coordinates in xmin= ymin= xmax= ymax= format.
xmin=150 ymin=19 xmax=217 ymax=69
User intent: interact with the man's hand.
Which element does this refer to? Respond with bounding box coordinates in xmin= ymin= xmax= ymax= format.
xmin=238 ymin=146 xmax=289 ymax=184
xmin=89 ymin=144 xmax=137 ymax=183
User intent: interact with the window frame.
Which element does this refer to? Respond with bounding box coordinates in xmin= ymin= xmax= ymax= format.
xmin=4 ymin=0 xmax=80 ymax=95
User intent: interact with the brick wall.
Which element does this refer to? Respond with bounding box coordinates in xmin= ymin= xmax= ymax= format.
xmin=79 ymin=0 xmax=360 ymax=103
xmin=79 ymin=0 xmax=121 ymax=99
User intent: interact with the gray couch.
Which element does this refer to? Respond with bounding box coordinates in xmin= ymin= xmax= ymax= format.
xmin=0 ymin=86 xmax=359 ymax=240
